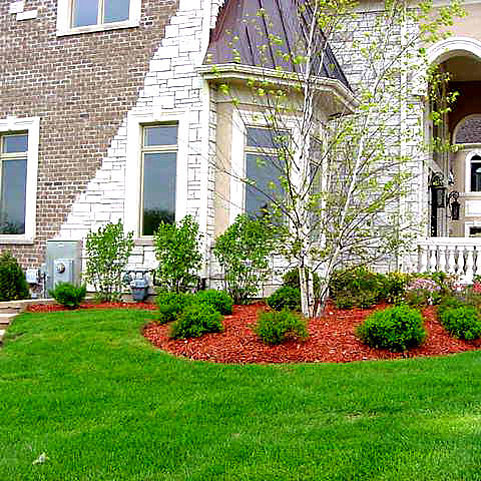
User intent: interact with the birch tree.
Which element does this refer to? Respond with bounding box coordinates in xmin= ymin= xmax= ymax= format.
xmin=209 ymin=0 xmax=464 ymax=316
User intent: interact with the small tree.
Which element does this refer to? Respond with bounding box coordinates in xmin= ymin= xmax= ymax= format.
xmin=213 ymin=215 xmax=276 ymax=304
xmin=154 ymin=215 xmax=202 ymax=293
xmin=84 ymin=220 xmax=134 ymax=302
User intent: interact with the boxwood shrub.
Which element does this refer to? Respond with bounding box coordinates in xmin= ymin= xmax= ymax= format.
xmin=267 ymin=286 xmax=301 ymax=311
xmin=255 ymin=309 xmax=308 ymax=345
xmin=170 ymin=303 xmax=224 ymax=339
xmin=355 ymin=304 xmax=426 ymax=352
xmin=156 ymin=291 xmax=194 ymax=324
xmin=49 ymin=282 xmax=86 ymax=309
xmin=194 ymin=289 xmax=233 ymax=315
xmin=438 ymin=304 xmax=481 ymax=341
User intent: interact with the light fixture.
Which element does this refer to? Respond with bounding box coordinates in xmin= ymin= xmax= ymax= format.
xmin=431 ymin=172 xmax=447 ymax=208
xmin=448 ymin=191 xmax=460 ymax=221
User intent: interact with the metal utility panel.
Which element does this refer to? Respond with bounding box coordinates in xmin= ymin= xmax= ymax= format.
xmin=46 ymin=240 xmax=82 ymax=293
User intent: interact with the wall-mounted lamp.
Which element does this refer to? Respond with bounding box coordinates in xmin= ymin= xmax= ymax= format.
xmin=448 ymin=191 xmax=460 ymax=221
xmin=431 ymin=172 xmax=447 ymax=208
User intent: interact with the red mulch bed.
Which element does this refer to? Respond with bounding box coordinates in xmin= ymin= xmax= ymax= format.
xmin=26 ymin=302 xmax=157 ymax=313
xmin=143 ymin=302 xmax=481 ymax=364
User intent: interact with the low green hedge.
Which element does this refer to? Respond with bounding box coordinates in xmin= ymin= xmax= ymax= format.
xmin=255 ymin=309 xmax=308 ymax=345
xmin=170 ymin=304 xmax=224 ymax=339
xmin=356 ymin=304 xmax=426 ymax=352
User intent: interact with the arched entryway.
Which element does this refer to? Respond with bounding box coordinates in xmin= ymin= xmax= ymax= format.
xmin=426 ymin=37 xmax=481 ymax=238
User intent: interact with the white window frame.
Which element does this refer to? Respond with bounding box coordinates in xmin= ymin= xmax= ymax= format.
xmin=124 ymin=110 xmax=188 ymax=239
xmin=229 ymin=110 xmax=300 ymax=225
xmin=0 ymin=117 xmax=40 ymax=244
xmin=464 ymin=150 xmax=481 ymax=195
xmin=56 ymin=0 xmax=142 ymax=37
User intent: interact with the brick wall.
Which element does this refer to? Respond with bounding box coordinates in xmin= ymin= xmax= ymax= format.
xmin=0 ymin=0 xmax=179 ymax=268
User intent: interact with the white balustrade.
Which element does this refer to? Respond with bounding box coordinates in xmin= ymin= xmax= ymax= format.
xmin=417 ymin=237 xmax=481 ymax=282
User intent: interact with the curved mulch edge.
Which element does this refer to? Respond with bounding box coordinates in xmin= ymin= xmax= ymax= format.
xmin=144 ymin=303 xmax=481 ymax=365
xmin=26 ymin=301 xmax=157 ymax=313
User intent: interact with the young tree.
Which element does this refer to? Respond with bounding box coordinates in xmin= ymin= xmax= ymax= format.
xmin=206 ymin=0 xmax=464 ymax=316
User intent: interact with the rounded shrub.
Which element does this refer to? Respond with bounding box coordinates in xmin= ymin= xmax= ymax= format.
xmin=438 ymin=305 xmax=481 ymax=341
xmin=194 ymin=289 xmax=233 ymax=315
xmin=156 ymin=291 xmax=194 ymax=324
xmin=355 ymin=304 xmax=426 ymax=352
xmin=267 ymin=286 xmax=301 ymax=311
xmin=169 ymin=303 xmax=224 ymax=339
xmin=255 ymin=309 xmax=308 ymax=345
xmin=49 ymin=282 xmax=86 ymax=309
xmin=0 ymin=251 xmax=30 ymax=302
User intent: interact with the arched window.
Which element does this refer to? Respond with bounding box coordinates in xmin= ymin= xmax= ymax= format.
xmin=455 ymin=116 xmax=481 ymax=144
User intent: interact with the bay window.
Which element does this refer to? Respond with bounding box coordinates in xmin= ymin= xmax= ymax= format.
xmin=244 ymin=127 xmax=286 ymax=218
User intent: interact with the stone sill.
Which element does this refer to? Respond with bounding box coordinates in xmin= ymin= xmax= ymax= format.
xmin=0 ymin=238 xmax=34 ymax=245
xmin=57 ymin=21 xmax=139 ymax=37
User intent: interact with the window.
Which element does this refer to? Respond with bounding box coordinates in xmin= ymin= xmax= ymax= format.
xmin=470 ymin=155 xmax=481 ymax=192
xmin=140 ymin=125 xmax=178 ymax=236
xmin=0 ymin=134 xmax=28 ymax=235
xmin=72 ymin=0 xmax=130 ymax=27
xmin=0 ymin=116 xmax=39 ymax=243
xmin=244 ymin=127 xmax=287 ymax=218
xmin=57 ymin=0 xmax=141 ymax=36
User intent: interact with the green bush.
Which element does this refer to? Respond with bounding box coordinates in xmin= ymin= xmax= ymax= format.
xmin=255 ymin=309 xmax=309 ymax=345
xmin=84 ymin=220 xmax=134 ymax=302
xmin=437 ymin=296 xmax=465 ymax=316
xmin=282 ymin=268 xmax=320 ymax=295
xmin=170 ymin=303 xmax=224 ymax=339
xmin=356 ymin=305 xmax=426 ymax=352
xmin=267 ymin=286 xmax=301 ymax=311
xmin=49 ymin=282 xmax=86 ymax=309
xmin=154 ymin=215 xmax=202 ymax=293
xmin=194 ymin=289 xmax=233 ymax=315
xmin=213 ymin=215 xmax=276 ymax=304
xmin=438 ymin=305 xmax=481 ymax=341
xmin=381 ymin=272 xmax=411 ymax=304
xmin=330 ymin=267 xmax=384 ymax=308
xmin=0 ymin=251 xmax=30 ymax=302
xmin=156 ymin=291 xmax=194 ymax=324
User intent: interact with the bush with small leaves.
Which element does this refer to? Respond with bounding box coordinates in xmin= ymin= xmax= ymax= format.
xmin=84 ymin=220 xmax=134 ymax=302
xmin=0 ymin=251 xmax=30 ymax=302
xmin=356 ymin=305 xmax=426 ymax=352
xmin=438 ymin=304 xmax=481 ymax=341
xmin=170 ymin=303 xmax=224 ymax=339
xmin=267 ymin=286 xmax=301 ymax=311
xmin=194 ymin=289 xmax=233 ymax=315
xmin=330 ymin=267 xmax=384 ymax=308
xmin=255 ymin=309 xmax=308 ymax=345
xmin=154 ymin=216 xmax=202 ymax=293
xmin=156 ymin=291 xmax=195 ymax=324
xmin=213 ymin=215 xmax=276 ymax=304
xmin=381 ymin=272 xmax=411 ymax=304
xmin=49 ymin=282 xmax=86 ymax=309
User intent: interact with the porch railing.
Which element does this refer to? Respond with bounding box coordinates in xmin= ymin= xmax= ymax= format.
xmin=418 ymin=237 xmax=481 ymax=283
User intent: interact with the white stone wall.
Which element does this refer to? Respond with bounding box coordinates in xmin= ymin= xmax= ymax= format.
xmin=58 ymin=0 xmax=224 ymax=273
xmin=330 ymin=9 xmax=428 ymax=272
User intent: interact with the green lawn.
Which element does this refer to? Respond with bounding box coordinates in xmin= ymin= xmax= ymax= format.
xmin=1 ymin=310 xmax=481 ymax=480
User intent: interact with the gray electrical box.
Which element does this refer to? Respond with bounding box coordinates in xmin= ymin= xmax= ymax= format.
xmin=46 ymin=240 xmax=82 ymax=293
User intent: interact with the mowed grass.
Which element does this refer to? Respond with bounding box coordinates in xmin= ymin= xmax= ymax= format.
xmin=1 ymin=310 xmax=481 ymax=480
